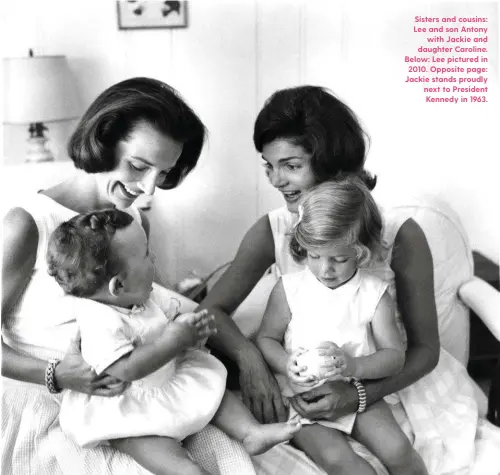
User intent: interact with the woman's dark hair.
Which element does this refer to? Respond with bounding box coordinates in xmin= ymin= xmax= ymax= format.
xmin=47 ymin=209 xmax=134 ymax=297
xmin=253 ymin=85 xmax=376 ymax=190
xmin=68 ymin=77 xmax=207 ymax=189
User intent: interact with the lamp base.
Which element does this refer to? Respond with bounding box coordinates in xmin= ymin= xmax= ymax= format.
xmin=26 ymin=136 xmax=53 ymax=163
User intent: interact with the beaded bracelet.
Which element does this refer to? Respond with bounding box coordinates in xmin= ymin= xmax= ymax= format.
xmin=45 ymin=359 xmax=62 ymax=394
xmin=350 ymin=379 xmax=367 ymax=413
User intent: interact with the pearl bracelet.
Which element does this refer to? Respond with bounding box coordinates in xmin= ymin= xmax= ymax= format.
xmin=350 ymin=379 xmax=367 ymax=413
xmin=45 ymin=359 xmax=62 ymax=394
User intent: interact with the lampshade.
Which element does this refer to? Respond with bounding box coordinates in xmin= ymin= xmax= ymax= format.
xmin=3 ymin=55 xmax=81 ymax=124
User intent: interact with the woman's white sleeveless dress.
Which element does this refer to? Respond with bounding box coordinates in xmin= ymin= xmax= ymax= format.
xmin=267 ymin=205 xmax=479 ymax=474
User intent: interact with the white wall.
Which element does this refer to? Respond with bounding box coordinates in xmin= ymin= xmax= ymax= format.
xmin=2 ymin=0 xmax=499 ymax=288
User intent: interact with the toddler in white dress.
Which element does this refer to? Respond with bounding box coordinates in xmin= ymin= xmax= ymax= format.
xmin=46 ymin=209 xmax=300 ymax=475
xmin=256 ymin=176 xmax=428 ymax=475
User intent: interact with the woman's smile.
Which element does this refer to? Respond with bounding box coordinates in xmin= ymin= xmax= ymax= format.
xmin=281 ymin=190 xmax=302 ymax=204
xmin=98 ymin=121 xmax=183 ymax=209
xmin=111 ymin=181 xmax=142 ymax=206
xmin=122 ymin=183 xmax=141 ymax=197
xmin=261 ymin=139 xmax=317 ymax=212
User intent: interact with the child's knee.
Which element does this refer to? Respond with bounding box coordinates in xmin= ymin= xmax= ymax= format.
xmin=317 ymin=449 xmax=365 ymax=474
xmin=378 ymin=436 xmax=417 ymax=470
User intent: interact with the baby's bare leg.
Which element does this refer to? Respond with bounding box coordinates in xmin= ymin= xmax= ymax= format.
xmin=110 ymin=435 xmax=209 ymax=475
xmin=352 ymin=400 xmax=428 ymax=475
xmin=293 ymin=424 xmax=376 ymax=475
xmin=212 ymin=389 xmax=300 ymax=455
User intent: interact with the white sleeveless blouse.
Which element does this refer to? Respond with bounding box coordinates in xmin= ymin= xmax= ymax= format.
xmin=268 ymin=205 xmax=409 ymax=342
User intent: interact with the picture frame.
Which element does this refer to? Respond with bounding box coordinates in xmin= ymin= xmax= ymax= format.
xmin=117 ymin=1 xmax=188 ymax=30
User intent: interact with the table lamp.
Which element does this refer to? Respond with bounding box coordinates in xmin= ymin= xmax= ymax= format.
xmin=3 ymin=50 xmax=81 ymax=162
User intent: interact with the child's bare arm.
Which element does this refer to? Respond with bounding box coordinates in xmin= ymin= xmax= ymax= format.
xmin=105 ymin=310 xmax=215 ymax=381
xmin=255 ymin=279 xmax=292 ymax=376
xmin=318 ymin=291 xmax=405 ymax=380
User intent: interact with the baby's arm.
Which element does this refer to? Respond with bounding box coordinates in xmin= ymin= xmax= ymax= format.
xmin=319 ymin=291 xmax=405 ymax=380
xmin=105 ymin=310 xmax=215 ymax=381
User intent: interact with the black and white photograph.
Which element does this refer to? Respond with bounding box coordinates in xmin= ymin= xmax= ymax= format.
xmin=1 ymin=1 xmax=499 ymax=474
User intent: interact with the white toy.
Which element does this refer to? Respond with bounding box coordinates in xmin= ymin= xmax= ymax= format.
xmin=296 ymin=348 xmax=337 ymax=379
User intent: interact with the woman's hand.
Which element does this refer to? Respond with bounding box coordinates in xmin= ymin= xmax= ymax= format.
xmin=56 ymin=331 xmax=129 ymax=396
xmin=173 ymin=309 xmax=217 ymax=347
xmin=316 ymin=341 xmax=357 ymax=379
xmin=287 ymin=348 xmax=318 ymax=388
xmin=289 ymin=379 xmax=358 ymax=422
xmin=237 ymin=347 xmax=288 ymax=424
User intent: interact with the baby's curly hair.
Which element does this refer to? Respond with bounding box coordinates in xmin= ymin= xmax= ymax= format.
xmin=47 ymin=209 xmax=134 ymax=297
xmin=289 ymin=175 xmax=386 ymax=267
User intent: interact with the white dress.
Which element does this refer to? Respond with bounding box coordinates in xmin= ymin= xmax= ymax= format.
xmin=59 ymin=297 xmax=227 ymax=447
xmin=280 ymin=268 xmax=389 ymax=433
xmin=268 ymin=206 xmax=480 ymax=474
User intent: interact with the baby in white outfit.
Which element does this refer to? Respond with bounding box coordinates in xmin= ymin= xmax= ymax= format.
xmin=47 ymin=209 xmax=300 ymax=475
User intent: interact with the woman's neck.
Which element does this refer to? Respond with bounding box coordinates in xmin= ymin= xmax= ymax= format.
xmin=42 ymin=172 xmax=114 ymax=213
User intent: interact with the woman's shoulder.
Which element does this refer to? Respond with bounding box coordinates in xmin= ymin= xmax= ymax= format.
xmin=268 ymin=206 xmax=294 ymax=234
xmin=239 ymin=213 xmax=274 ymax=257
xmin=3 ymin=207 xmax=39 ymax=262
xmin=9 ymin=193 xmax=75 ymax=229
xmin=268 ymin=206 xmax=290 ymax=220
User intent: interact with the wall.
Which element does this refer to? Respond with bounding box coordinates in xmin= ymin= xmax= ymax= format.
xmin=2 ymin=1 xmax=499 ymax=289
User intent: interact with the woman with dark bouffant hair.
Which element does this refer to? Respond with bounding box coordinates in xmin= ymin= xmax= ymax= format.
xmin=199 ymin=86 xmax=441 ymax=461
xmin=2 ymin=77 xmax=253 ymax=474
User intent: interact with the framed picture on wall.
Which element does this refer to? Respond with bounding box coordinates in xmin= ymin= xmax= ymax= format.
xmin=117 ymin=1 xmax=188 ymax=29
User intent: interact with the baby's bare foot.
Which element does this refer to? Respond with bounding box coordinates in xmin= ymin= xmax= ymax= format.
xmin=243 ymin=422 xmax=301 ymax=455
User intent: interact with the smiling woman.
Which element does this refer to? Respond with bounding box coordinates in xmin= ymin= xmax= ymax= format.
xmin=93 ymin=121 xmax=184 ymax=209
xmin=261 ymin=139 xmax=316 ymax=212
xmin=0 ymin=77 xmax=256 ymax=474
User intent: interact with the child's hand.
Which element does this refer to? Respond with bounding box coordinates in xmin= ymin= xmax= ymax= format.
xmin=286 ymin=348 xmax=317 ymax=388
xmin=316 ymin=341 xmax=357 ymax=379
xmin=169 ymin=310 xmax=216 ymax=348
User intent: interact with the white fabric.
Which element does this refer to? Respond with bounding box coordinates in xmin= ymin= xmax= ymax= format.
xmin=2 ymin=195 xmax=255 ymax=475
xmin=280 ymin=268 xmax=389 ymax=433
xmin=268 ymin=207 xmax=304 ymax=278
xmin=256 ymin=197 xmax=500 ymax=475
xmin=282 ymin=269 xmax=387 ymax=357
xmin=459 ymin=277 xmax=500 ymax=341
xmin=397 ymin=348 xmax=478 ymax=473
xmin=2 ymin=194 xmax=142 ymax=362
xmin=59 ymin=297 xmax=226 ymax=447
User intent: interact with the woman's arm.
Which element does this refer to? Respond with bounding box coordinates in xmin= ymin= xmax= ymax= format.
xmin=2 ymin=208 xmax=38 ymax=324
xmin=255 ymin=279 xmax=291 ymax=376
xmin=290 ymin=219 xmax=439 ymax=419
xmin=198 ymin=215 xmax=287 ymax=423
xmin=105 ymin=311 xmax=214 ymax=381
xmin=363 ymin=219 xmax=439 ymax=399
xmin=198 ymin=215 xmax=275 ymax=361
xmin=2 ymin=208 xmax=45 ymax=384
xmin=1 ymin=208 xmax=126 ymax=396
